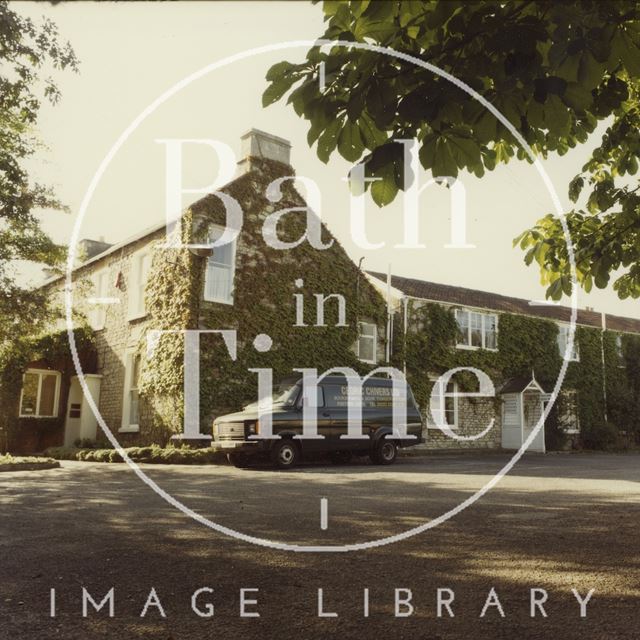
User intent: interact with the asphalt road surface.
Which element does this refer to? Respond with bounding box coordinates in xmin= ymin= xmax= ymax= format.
xmin=1 ymin=452 xmax=638 ymax=640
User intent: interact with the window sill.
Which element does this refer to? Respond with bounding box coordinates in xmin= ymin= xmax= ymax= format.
xmin=203 ymin=297 xmax=234 ymax=306
xmin=426 ymin=424 xmax=458 ymax=431
xmin=19 ymin=415 xmax=57 ymax=420
xmin=455 ymin=344 xmax=498 ymax=352
xmin=127 ymin=312 xmax=147 ymax=323
xmin=119 ymin=425 xmax=140 ymax=433
xmin=358 ymin=358 xmax=377 ymax=365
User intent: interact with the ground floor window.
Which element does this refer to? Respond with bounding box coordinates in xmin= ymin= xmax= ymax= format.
xmin=557 ymin=390 xmax=580 ymax=434
xmin=121 ymin=352 xmax=141 ymax=432
xmin=357 ymin=322 xmax=377 ymax=364
xmin=427 ymin=377 xmax=458 ymax=429
xmin=19 ymin=369 xmax=61 ymax=418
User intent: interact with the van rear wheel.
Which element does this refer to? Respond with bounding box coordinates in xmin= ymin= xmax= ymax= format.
xmin=370 ymin=439 xmax=398 ymax=465
xmin=271 ymin=440 xmax=299 ymax=469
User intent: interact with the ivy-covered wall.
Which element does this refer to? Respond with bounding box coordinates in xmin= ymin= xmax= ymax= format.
xmin=139 ymin=157 xmax=387 ymax=443
xmin=393 ymin=298 xmax=640 ymax=450
xmin=0 ymin=327 xmax=97 ymax=454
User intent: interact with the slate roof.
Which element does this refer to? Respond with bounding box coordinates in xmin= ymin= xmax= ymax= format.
xmin=367 ymin=271 xmax=640 ymax=335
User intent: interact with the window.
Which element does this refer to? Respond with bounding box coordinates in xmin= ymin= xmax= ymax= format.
xmin=204 ymin=226 xmax=236 ymax=304
xmin=121 ymin=352 xmax=141 ymax=432
xmin=428 ymin=378 xmax=458 ymax=429
xmin=615 ymin=334 xmax=625 ymax=365
xmin=299 ymin=385 xmax=324 ymax=408
xmin=557 ymin=390 xmax=580 ymax=434
xmin=128 ymin=250 xmax=151 ymax=320
xmin=557 ymin=324 xmax=580 ymax=361
xmin=19 ymin=370 xmax=61 ymax=418
xmin=357 ymin=322 xmax=377 ymax=364
xmin=455 ymin=309 xmax=498 ymax=350
xmin=89 ymin=269 xmax=108 ymax=330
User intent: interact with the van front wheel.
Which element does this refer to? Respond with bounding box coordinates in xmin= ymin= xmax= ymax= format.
xmin=271 ymin=440 xmax=299 ymax=469
xmin=370 ymin=439 xmax=398 ymax=465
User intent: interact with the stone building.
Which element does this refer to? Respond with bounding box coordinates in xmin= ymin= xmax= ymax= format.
xmin=5 ymin=130 xmax=640 ymax=454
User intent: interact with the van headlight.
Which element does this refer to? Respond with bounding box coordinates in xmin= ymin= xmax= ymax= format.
xmin=247 ymin=421 xmax=259 ymax=435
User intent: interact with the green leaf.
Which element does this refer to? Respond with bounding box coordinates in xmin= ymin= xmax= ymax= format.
xmin=445 ymin=130 xmax=482 ymax=171
xmin=262 ymin=76 xmax=297 ymax=108
xmin=316 ymin=117 xmax=343 ymax=164
xmin=578 ymin=52 xmax=605 ymax=90
xmin=337 ymin=120 xmax=365 ymax=162
xmin=543 ymin=94 xmax=571 ymax=137
xmin=351 ymin=0 xmax=371 ymax=19
xmin=555 ymin=54 xmax=580 ymax=83
xmin=266 ymin=61 xmax=297 ymax=82
xmin=399 ymin=0 xmax=422 ymax=27
xmin=370 ymin=163 xmax=398 ymax=207
xmin=353 ymin=18 xmax=397 ymax=42
xmin=562 ymin=82 xmax=592 ymax=112
xmin=432 ymin=137 xmax=458 ymax=177
xmin=613 ymin=30 xmax=640 ymax=77
xmin=568 ymin=176 xmax=584 ymax=202
xmin=547 ymin=278 xmax=563 ymax=301
xmin=358 ymin=112 xmax=387 ymax=150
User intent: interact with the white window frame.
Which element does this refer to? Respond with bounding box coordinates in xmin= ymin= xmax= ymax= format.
xmin=356 ymin=321 xmax=378 ymax=364
xmin=615 ymin=334 xmax=625 ymax=366
xmin=454 ymin=308 xmax=498 ymax=351
xmin=556 ymin=324 xmax=580 ymax=362
xmin=18 ymin=369 xmax=62 ymax=418
xmin=427 ymin=376 xmax=459 ymax=430
xmin=128 ymin=249 xmax=152 ymax=321
xmin=89 ymin=268 xmax=108 ymax=330
xmin=203 ymin=225 xmax=236 ymax=305
xmin=557 ymin=389 xmax=580 ymax=434
xmin=120 ymin=351 xmax=141 ymax=433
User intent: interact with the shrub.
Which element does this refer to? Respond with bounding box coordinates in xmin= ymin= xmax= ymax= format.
xmin=44 ymin=447 xmax=80 ymax=460
xmin=582 ymin=421 xmax=619 ymax=451
xmin=44 ymin=445 xmax=225 ymax=465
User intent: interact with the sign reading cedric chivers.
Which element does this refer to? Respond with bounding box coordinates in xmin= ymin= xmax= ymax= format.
xmin=65 ymin=40 xmax=577 ymax=552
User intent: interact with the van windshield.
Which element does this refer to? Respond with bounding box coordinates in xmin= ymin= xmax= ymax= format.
xmin=272 ymin=382 xmax=300 ymax=406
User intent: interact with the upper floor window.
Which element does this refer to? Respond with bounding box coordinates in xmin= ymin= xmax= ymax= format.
xmin=89 ymin=269 xmax=108 ymax=330
xmin=204 ymin=226 xmax=236 ymax=305
xmin=128 ymin=250 xmax=151 ymax=320
xmin=357 ymin=322 xmax=377 ymax=364
xmin=615 ymin=334 xmax=625 ymax=364
xmin=455 ymin=308 xmax=498 ymax=350
xmin=557 ymin=324 xmax=580 ymax=361
xmin=19 ymin=369 xmax=61 ymax=418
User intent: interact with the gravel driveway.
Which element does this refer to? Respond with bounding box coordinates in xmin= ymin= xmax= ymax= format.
xmin=0 ymin=452 xmax=638 ymax=639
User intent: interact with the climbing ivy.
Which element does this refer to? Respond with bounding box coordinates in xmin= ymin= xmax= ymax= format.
xmin=397 ymin=300 xmax=639 ymax=449
xmin=139 ymin=157 xmax=385 ymax=441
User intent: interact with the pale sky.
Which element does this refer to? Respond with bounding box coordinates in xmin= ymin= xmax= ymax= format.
xmin=15 ymin=0 xmax=640 ymax=319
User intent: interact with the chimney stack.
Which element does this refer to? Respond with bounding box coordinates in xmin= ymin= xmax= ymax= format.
xmin=237 ymin=128 xmax=291 ymax=174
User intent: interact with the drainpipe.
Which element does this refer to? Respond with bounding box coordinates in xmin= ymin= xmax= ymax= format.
xmin=355 ymin=256 xmax=364 ymax=311
xmin=600 ymin=311 xmax=609 ymax=423
xmin=386 ymin=264 xmax=392 ymax=363
xmin=403 ymin=296 xmax=409 ymax=377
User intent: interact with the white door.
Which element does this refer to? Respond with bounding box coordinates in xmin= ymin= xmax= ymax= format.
xmin=64 ymin=375 xmax=102 ymax=447
xmin=501 ymin=394 xmax=522 ymax=450
xmin=64 ymin=378 xmax=83 ymax=447
xmin=522 ymin=391 xmax=545 ymax=453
